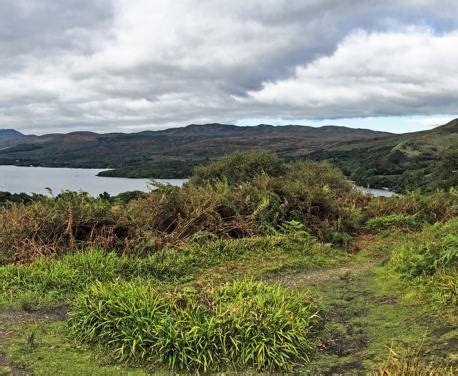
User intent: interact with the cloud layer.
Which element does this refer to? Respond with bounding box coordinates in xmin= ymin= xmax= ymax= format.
xmin=0 ymin=0 xmax=457 ymax=133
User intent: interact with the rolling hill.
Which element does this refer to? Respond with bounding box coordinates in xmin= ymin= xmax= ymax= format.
xmin=0 ymin=129 xmax=27 ymax=148
xmin=309 ymin=119 xmax=458 ymax=192
xmin=0 ymin=123 xmax=391 ymax=178
xmin=0 ymin=119 xmax=456 ymax=192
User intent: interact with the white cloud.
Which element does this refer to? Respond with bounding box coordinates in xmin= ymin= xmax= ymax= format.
xmin=240 ymin=29 xmax=458 ymax=118
xmin=0 ymin=1 xmax=457 ymax=133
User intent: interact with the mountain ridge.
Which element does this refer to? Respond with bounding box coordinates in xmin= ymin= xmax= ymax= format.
xmin=0 ymin=120 xmax=456 ymax=192
xmin=0 ymin=122 xmax=393 ymax=138
xmin=0 ymin=129 xmax=26 ymax=147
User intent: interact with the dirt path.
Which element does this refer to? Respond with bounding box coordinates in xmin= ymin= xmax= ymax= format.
xmin=270 ymin=258 xmax=385 ymax=288
xmin=0 ymin=307 xmax=68 ymax=375
xmin=271 ymin=257 xmax=455 ymax=375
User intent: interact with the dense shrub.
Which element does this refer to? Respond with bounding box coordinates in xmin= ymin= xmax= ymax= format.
xmin=5 ymin=153 xmax=454 ymax=265
xmin=129 ymin=160 xmax=362 ymax=248
xmin=0 ymin=156 xmax=363 ymax=263
xmin=365 ymin=214 xmax=421 ymax=232
xmin=68 ymin=280 xmax=321 ymax=372
xmin=390 ymin=218 xmax=457 ymax=305
xmin=190 ymin=150 xmax=285 ymax=185
xmin=364 ymin=190 xmax=458 ymax=223
xmin=0 ymin=191 xmax=122 ymax=263
xmin=0 ymin=191 xmax=39 ymax=207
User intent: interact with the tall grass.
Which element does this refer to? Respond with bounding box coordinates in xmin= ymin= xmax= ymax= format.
xmin=376 ymin=347 xmax=455 ymax=375
xmin=364 ymin=190 xmax=458 ymax=223
xmin=68 ymin=280 xmax=321 ymax=372
xmin=0 ymin=231 xmax=342 ymax=307
xmin=391 ymin=218 xmax=457 ymax=277
xmin=390 ymin=218 xmax=457 ymax=305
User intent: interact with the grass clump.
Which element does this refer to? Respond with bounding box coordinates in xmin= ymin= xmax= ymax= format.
xmin=68 ymin=280 xmax=321 ymax=372
xmin=390 ymin=218 xmax=457 ymax=305
xmin=376 ymin=347 xmax=455 ymax=375
xmin=366 ymin=214 xmax=421 ymax=233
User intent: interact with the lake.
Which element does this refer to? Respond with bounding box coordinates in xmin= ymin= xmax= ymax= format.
xmin=356 ymin=186 xmax=397 ymax=197
xmin=0 ymin=166 xmax=186 ymax=196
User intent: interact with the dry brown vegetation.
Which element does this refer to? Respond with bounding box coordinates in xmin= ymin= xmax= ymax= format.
xmin=1 ymin=153 xmax=456 ymax=265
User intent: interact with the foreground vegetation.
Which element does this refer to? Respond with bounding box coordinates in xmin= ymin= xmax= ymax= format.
xmin=0 ymin=151 xmax=456 ymax=374
xmin=69 ymin=280 xmax=321 ymax=372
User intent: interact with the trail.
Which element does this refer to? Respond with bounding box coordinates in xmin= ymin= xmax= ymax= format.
xmin=269 ymin=258 xmax=385 ymax=287
xmin=0 ymin=307 xmax=67 ymax=375
xmin=270 ymin=259 xmax=394 ymax=374
xmin=271 ymin=257 xmax=456 ymax=375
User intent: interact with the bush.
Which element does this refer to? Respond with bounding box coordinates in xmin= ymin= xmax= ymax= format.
xmin=366 ymin=214 xmax=421 ymax=232
xmin=364 ymin=190 xmax=458 ymax=223
xmin=0 ymin=191 xmax=122 ymax=263
xmin=391 ymin=219 xmax=457 ymax=278
xmin=190 ymin=150 xmax=285 ymax=185
xmin=0 ymin=155 xmax=362 ymax=264
xmin=390 ymin=218 xmax=457 ymax=305
xmin=68 ymin=280 xmax=321 ymax=372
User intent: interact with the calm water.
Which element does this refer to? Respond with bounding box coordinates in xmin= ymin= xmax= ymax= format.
xmin=0 ymin=166 xmax=186 ymax=196
xmin=356 ymin=186 xmax=397 ymax=197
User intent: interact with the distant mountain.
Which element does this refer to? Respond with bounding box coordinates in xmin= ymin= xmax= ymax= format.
xmin=0 ymin=123 xmax=391 ymax=178
xmin=0 ymin=129 xmax=26 ymax=147
xmin=0 ymin=120 xmax=455 ymax=192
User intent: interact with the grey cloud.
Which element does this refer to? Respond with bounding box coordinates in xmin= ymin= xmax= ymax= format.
xmin=0 ymin=0 xmax=457 ymax=134
xmin=0 ymin=0 xmax=113 ymax=55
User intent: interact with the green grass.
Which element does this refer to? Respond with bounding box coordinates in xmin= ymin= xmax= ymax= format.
xmin=68 ymin=280 xmax=321 ymax=372
xmin=0 ymin=231 xmax=347 ymax=308
xmin=365 ymin=214 xmax=421 ymax=232
xmin=390 ymin=218 xmax=457 ymax=305
xmin=1 ymin=225 xmax=455 ymax=374
xmin=302 ymin=265 xmax=457 ymax=374
xmin=4 ymin=322 xmax=148 ymax=376
xmin=0 ymin=153 xmax=456 ymax=374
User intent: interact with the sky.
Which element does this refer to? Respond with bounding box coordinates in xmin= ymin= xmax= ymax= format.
xmin=0 ymin=0 xmax=457 ymax=135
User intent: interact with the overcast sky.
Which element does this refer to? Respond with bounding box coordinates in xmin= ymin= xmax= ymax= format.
xmin=1 ymin=0 xmax=457 ymax=134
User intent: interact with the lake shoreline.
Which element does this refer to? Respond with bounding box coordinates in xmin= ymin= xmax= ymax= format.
xmin=0 ymin=165 xmax=186 ymax=196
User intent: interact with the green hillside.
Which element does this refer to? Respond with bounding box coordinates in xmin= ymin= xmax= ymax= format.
xmin=309 ymin=119 xmax=458 ymax=192
xmin=0 ymin=123 xmax=391 ymax=178
xmin=0 ymin=119 xmax=456 ymax=192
